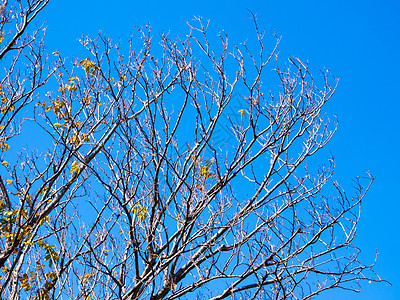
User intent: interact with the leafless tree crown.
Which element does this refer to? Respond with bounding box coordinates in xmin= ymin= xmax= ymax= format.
xmin=0 ymin=2 xmax=386 ymax=299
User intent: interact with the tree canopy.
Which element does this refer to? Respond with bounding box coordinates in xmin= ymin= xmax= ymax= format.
xmin=0 ymin=1 xmax=385 ymax=299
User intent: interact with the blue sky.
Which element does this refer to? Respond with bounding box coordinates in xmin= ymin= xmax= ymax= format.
xmin=36 ymin=0 xmax=399 ymax=298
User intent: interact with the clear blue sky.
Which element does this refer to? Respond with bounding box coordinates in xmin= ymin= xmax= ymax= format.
xmin=36 ymin=0 xmax=399 ymax=298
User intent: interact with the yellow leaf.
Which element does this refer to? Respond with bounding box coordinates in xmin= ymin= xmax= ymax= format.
xmin=68 ymin=77 xmax=78 ymax=83
xmin=58 ymin=86 xmax=67 ymax=94
xmin=238 ymin=109 xmax=245 ymax=118
xmin=129 ymin=204 xmax=147 ymax=222
xmin=70 ymin=161 xmax=83 ymax=174
xmin=66 ymin=84 xmax=78 ymax=92
xmin=0 ymin=103 xmax=12 ymax=114
xmin=38 ymin=186 xmax=48 ymax=195
xmin=1 ymin=160 xmax=8 ymax=166
xmin=0 ymin=138 xmax=10 ymax=152
xmin=83 ymin=96 xmax=92 ymax=105
xmin=6 ymin=179 xmax=12 ymax=185
xmin=82 ymin=134 xmax=90 ymax=142
xmin=79 ymin=59 xmax=97 ymax=75
xmin=70 ymin=134 xmax=78 ymax=144
xmin=173 ymin=216 xmax=184 ymax=227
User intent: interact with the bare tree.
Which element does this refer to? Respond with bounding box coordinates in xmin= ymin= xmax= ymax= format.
xmin=0 ymin=2 xmax=386 ymax=299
